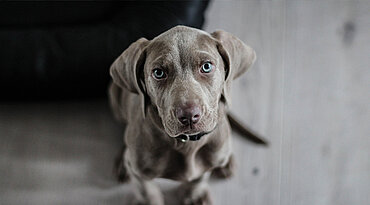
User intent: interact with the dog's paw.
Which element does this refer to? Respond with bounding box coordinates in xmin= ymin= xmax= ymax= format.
xmin=182 ymin=190 xmax=212 ymax=205
xmin=132 ymin=200 xmax=151 ymax=205
xmin=211 ymin=155 xmax=235 ymax=179
xmin=133 ymin=197 xmax=164 ymax=205
xmin=133 ymin=200 xmax=154 ymax=205
xmin=133 ymin=200 xmax=146 ymax=205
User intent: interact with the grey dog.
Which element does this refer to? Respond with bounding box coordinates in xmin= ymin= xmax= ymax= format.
xmin=109 ymin=26 xmax=262 ymax=205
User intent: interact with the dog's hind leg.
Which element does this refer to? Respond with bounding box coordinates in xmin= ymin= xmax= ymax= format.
xmin=211 ymin=154 xmax=235 ymax=179
xmin=179 ymin=171 xmax=212 ymax=205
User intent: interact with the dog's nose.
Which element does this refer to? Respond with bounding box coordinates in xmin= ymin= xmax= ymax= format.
xmin=175 ymin=104 xmax=201 ymax=126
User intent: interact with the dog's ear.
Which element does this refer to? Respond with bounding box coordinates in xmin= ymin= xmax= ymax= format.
xmin=110 ymin=38 xmax=149 ymax=93
xmin=110 ymin=38 xmax=150 ymax=117
xmin=211 ymin=30 xmax=256 ymax=106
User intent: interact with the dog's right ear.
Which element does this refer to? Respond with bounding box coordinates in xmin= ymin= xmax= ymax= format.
xmin=211 ymin=30 xmax=256 ymax=106
xmin=110 ymin=38 xmax=149 ymax=94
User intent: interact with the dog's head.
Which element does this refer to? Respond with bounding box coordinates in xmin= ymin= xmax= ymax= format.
xmin=110 ymin=26 xmax=256 ymax=138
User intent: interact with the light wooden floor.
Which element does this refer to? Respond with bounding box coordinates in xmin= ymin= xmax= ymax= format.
xmin=205 ymin=1 xmax=369 ymax=205
xmin=1 ymin=1 xmax=369 ymax=205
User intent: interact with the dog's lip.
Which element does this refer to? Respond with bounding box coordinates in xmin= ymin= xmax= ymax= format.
xmin=184 ymin=130 xmax=200 ymax=135
xmin=182 ymin=131 xmax=205 ymax=137
xmin=172 ymin=127 xmax=201 ymax=137
xmin=173 ymin=129 xmax=202 ymax=137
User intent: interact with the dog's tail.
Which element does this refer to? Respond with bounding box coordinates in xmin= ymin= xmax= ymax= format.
xmin=227 ymin=112 xmax=269 ymax=146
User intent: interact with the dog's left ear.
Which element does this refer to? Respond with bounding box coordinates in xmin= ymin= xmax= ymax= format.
xmin=110 ymin=38 xmax=150 ymax=118
xmin=211 ymin=30 xmax=256 ymax=106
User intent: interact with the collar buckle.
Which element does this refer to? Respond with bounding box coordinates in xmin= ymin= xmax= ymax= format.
xmin=178 ymin=134 xmax=189 ymax=142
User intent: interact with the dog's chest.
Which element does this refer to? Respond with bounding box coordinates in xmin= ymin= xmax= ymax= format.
xmin=159 ymin=141 xmax=229 ymax=181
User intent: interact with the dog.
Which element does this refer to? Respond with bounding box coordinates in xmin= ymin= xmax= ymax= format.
xmin=109 ymin=26 xmax=259 ymax=205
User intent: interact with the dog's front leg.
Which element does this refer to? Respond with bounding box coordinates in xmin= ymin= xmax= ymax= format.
xmin=179 ymin=171 xmax=212 ymax=205
xmin=127 ymin=171 xmax=164 ymax=205
xmin=125 ymin=156 xmax=163 ymax=205
xmin=131 ymin=177 xmax=163 ymax=205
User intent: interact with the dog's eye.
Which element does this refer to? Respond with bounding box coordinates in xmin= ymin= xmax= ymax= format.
xmin=200 ymin=62 xmax=214 ymax=73
xmin=152 ymin=68 xmax=167 ymax=80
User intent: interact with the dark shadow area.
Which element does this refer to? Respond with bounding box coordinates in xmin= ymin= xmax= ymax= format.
xmin=0 ymin=1 xmax=209 ymax=101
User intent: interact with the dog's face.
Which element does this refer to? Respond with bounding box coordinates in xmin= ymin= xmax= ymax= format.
xmin=110 ymin=26 xmax=256 ymax=138
xmin=143 ymin=29 xmax=225 ymax=137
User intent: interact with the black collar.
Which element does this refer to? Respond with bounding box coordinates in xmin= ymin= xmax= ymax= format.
xmin=175 ymin=131 xmax=212 ymax=142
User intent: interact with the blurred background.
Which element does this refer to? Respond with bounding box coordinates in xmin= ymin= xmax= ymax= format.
xmin=0 ymin=1 xmax=369 ymax=205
